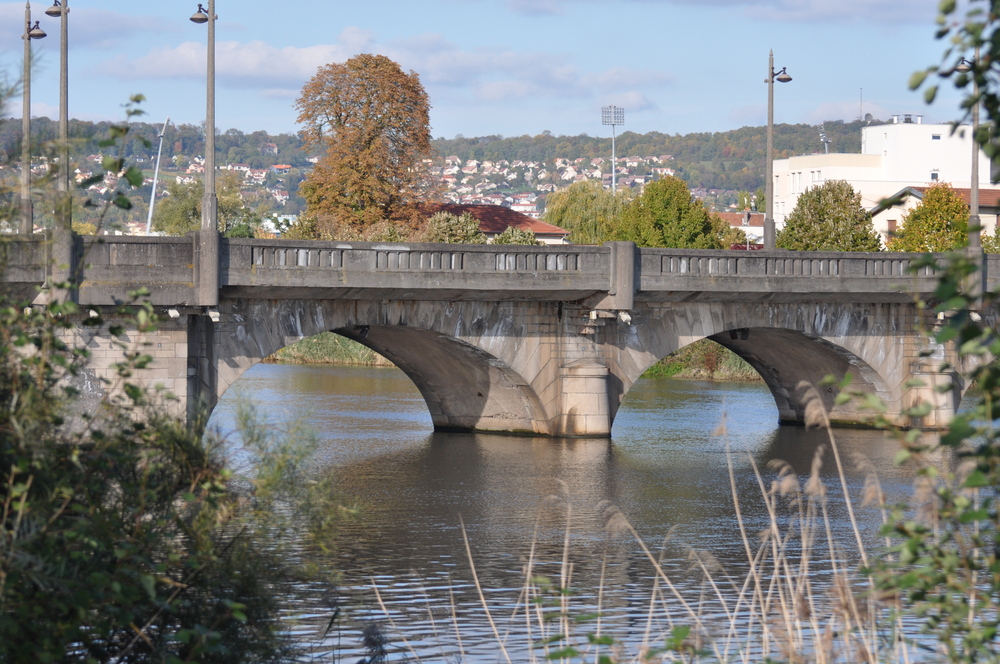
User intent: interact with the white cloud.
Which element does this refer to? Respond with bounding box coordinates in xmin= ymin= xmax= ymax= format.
xmin=0 ymin=3 xmax=165 ymax=50
xmin=102 ymin=28 xmax=674 ymax=107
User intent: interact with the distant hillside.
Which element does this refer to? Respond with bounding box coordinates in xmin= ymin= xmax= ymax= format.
xmin=0 ymin=115 xmax=883 ymax=200
xmin=432 ymin=119 xmax=880 ymax=192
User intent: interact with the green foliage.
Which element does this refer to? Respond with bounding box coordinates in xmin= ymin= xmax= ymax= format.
xmin=153 ymin=172 xmax=268 ymax=237
xmin=861 ymin=250 xmax=1000 ymax=664
xmin=887 ymin=182 xmax=968 ymax=252
xmin=0 ymin=298 xmax=304 ymax=663
xmin=776 ymin=180 xmax=882 ymax=251
xmin=612 ymin=176 xmax=722 ymax=248
xmin=492 ymin=226 xmax=539 ymax=245
xmin=424 ymin=211 xmax=487 ymax=244
xmin=642 ymin=339 xmax=761 ymax=382
xmin=270 ymin=332 xmax=393 ymax=366
xmin=541 ymin=180 xmax=625 ymax=244
xmin=0 ymin=97 xmax=340 ymax=664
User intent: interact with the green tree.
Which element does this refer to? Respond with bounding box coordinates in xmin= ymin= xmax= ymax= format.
xmin=541 ymin=180 xmax=625 ymax=245
xmin=423 ymin=211 xmax=486 ymax=243
xmin=776 ymin=180 xmax=881 ymax=251
xmin=295 ymin=54 xmax=435 ymax=238
xmin=612 ymin=176 xmax=722 ymax=248
xmin=153 ymin=172 xmax=264 ymax=236
xmin=492 ymin=226 xmax=540 ymax=245
xmin=887 ymin=182 xmax=968 ymax=252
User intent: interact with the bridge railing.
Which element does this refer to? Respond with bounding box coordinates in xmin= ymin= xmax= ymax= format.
xmin=223 ymin=239 xmax=611 ymax=299
xmin=638 ymin=248 xmax=941 ymax=300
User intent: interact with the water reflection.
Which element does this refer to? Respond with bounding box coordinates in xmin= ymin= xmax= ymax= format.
xmin=210 ymin=365 xmax=919 ymax=661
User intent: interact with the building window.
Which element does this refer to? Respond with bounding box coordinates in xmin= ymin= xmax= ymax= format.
xmin=932 ymin=134 xmax=942 ymax=140
xmin=888 ymin=219 xmax=897 ymax=234
xmin=931 ymin=171 xmax=939 ymax=181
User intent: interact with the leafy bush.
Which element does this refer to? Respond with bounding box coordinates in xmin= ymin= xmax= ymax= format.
xmin=491 ymin=226 xmax=539 ymax=245
xmin=423 ymin=211 xmax=487 ymax=244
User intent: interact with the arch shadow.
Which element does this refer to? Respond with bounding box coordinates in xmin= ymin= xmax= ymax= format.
xmin=333 ymin=326 xmax=552 ymax=435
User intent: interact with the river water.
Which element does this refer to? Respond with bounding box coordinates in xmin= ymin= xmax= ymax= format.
xmin=208 ymin=363 xmax=922 ymax=662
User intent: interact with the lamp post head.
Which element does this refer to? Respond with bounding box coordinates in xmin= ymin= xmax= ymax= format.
xmin=774 ymin=67 xmax=792 ymax=83
xmin=44 ymin=1 xmax=62 ymax=18
xmin=28 ymin=21 xmax=46 ymax=39
xmin=190 ymin=4 xmax=209 ymax=23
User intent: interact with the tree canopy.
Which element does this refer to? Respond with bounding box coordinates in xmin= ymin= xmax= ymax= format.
xmin=611 ymin=176 xmax=725 ymax=248
xmin=423 ymin=211 xmax=487 ymax=243
xmin=776 ymin=180 xmax=881 ymax=251
xmin=541 ymin=180 xmax=627 ymax=244
xmin=887 ymin=183 xmax=968 ymax=252
xmin=153 ymin=172 xmax=269 ymax=237
xmin=295 ymin=54 xmax=434 ymax=238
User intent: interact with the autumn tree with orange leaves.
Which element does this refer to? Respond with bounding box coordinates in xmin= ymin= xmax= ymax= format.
xmin=295 ymin=54 xmax=435 ymax=238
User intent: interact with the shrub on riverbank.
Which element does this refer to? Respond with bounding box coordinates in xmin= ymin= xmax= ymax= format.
xmin=273 ymin=333 xmax=763 ymax=384
xmin=642 ymin=339 xmax=761 ymax=382
xmin=268 ymin=331 xmax=394 ymax=366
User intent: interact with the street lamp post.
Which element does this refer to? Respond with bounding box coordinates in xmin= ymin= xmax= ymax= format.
xmin=20 ymin=4 xmax=46 ymax=235
xmin=957 ymin=50 xmax=984 ymax=303
xmin=45 ymin=0 xmax=69 ymax=233
xmin=190 ymin=2 xmax=219 ymax=308
xmin=958 ymin=50 xmax=982 ymax=250
xmin=764 ymin=50 xmax=791 ymax=250
xmin=190 ymin=2 xmax=217 ymax=233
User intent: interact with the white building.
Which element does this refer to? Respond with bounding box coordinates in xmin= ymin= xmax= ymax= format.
xmin=772 ymin=114 xmax=1000 ymax=245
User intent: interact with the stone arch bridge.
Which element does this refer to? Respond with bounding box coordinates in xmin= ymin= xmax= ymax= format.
xmin=3 ymin=234 xmax=988 ymax=436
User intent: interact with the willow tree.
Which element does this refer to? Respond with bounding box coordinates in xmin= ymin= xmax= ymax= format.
xmin=296 ymin=54 xmax=434 ymax=238
xmin=542 ymin=180 xmax=626 ymax=244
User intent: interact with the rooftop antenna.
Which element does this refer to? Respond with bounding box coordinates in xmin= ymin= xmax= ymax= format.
xmin=859 ymin=88 xmax=863 ymax=122
xmin=145 ymin=116 xmax=170 ymax=235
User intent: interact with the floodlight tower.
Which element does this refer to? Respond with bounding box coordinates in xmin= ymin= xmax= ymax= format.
xmin=602 ymin=105 xmax=625 ymax=193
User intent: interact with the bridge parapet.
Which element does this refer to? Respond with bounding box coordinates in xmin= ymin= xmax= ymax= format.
xmin=638 ymin=249 xmax=943 ymax=302
xmin=223 ymin=239 xmax=611 ymax=301
xmin=76 ymin=235 xmax=196 ymax=305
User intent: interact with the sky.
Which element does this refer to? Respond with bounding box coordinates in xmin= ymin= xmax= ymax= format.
xmin=0 ymin=0 xmax=977 ymax=141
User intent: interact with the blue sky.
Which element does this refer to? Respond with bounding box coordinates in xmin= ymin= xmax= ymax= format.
xmin=0 ymin=0 xmax=973 ymax=139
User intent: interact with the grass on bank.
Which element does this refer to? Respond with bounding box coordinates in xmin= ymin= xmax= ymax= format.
xmin=267 ymin=331 xmax=394 ymax=366
xmin=271 ymin=333 xmax=762 ymax=383
xmin=643 ymin=340 xmax=761 ymax=382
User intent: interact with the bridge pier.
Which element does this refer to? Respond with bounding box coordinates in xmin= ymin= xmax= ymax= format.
xmin=559 ymin=361 xmax=611 ymax=436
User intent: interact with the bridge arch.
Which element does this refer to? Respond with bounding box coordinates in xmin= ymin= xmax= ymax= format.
xmin=607 ymin=301 xmax=929 ymax=430
xmin=199 ymin=298 xmax=560 ymax=435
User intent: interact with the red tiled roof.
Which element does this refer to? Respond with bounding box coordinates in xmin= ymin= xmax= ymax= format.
xmin=420 ymin=204 xmax=569 ymax=236
xmin=716 ymin=211 xmax=764 ymax=228
xmin=910 ymin=186 xmax=1000 ymax=207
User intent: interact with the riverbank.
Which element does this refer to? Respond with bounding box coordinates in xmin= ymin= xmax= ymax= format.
xmin=269 ymin=333 xmax=761 ymax=382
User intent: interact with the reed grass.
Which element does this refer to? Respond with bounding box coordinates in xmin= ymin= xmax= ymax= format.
xmin=357 ymin=381 xmax=926 ymax=663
